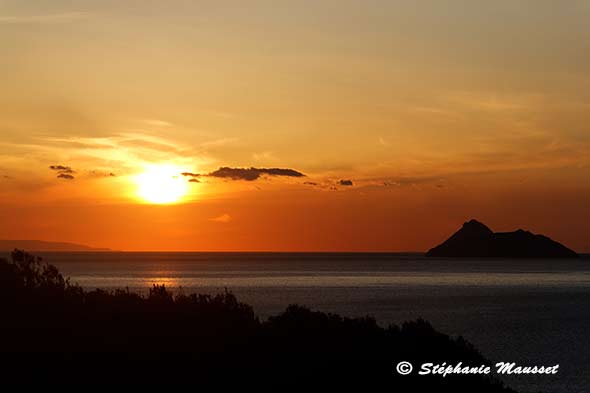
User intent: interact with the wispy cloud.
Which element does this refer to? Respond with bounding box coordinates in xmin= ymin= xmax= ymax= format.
xmin=252 ymin=151 xmax=276 ymax=162
xmin=448 ymin=92 xmax=530 ymax=112
xmin=35 ymin=133 xmax=210 ymax=173
xmin=119 ymin=138 xmax=179 ymax=153
xmin=141 ymin=119 xmax=173 ymax=127
xmin=87 ymin=170 xmax=116 ymax=178
xmin=200 ymin=137 xmax=238 ymax=148
xmin=210 ymin=214 xmax=232 ymax=223
xmin=0 ymin=12 xmax=89 ymax=24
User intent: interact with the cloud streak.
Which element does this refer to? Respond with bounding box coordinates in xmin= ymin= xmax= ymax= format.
xmin=180 ymin=167 xmax=305 ymax=183
xmin=49 ymin=165 xmax=75 ymax=174
xmin=181 ymin=172 xmax=200 ymax=178
xmin=0 ymin=12 xmax=88 ymax=24
xmin=49 ymin=165 xmax=76 ymax=179
xmin=88 ymin=170 xmax=116 ymax=178
xmin=208 ymin=167 xmax=305 ymax=181
xmin=210 ymin=214 xmax=232 ymax=223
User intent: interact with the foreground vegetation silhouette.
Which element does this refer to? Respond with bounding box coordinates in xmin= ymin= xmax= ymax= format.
xmin=0 ymin=250 xmax=515 ymax=390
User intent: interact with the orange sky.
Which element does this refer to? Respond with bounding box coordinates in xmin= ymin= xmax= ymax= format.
xmin=1 ymin=1 xmax=589 ymax=251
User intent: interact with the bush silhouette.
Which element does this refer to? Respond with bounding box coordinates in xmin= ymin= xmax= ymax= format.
xmin=0 ymin=250 xmax=515 ymax=391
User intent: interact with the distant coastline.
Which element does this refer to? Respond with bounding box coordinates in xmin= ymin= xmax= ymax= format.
xmin=0 ymin=239 xmax=111 ymax=252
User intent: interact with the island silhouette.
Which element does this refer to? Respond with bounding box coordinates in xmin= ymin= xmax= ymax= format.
xmin=0 ymin=239 xmax=111 ymax=252
xmin=426 ymin=219 xmax=578 ymax=258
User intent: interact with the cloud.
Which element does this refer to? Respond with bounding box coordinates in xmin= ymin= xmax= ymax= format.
xmin=381 ymin=176 xmax=442 ymax=187
xmin=210 ymin=214 xmax=232 ymax=223
xmin=200 ymin=137 xmax=238 ymax=148
xmin=181 ymin=172 xmax=200 ymax=177
xmin=181 ymin=172 xmax=201 ymax=183
xmin=49 ymin=165 xmax=75 ymax=174
xmin=207 ymin=167 xmax=305 ymax=181
xmin=50 ymin=165 xmax=76 ymax=179
xmin=252 ymin=151 xmax=276 ymax=161
xmin=0 ymin=12 xmax=88 ymax=24
xmin=88 ymin=170 xmax=116 ymax=178
xmin=119 ymin=139 xmax=179 ymax=153
xmin=49 ymin=166 xmax=118 ymax=180
xmin=142 ymin=119 xmax=172 ymax=127
xmin=339 ymin=179 xmax=353 ymax=186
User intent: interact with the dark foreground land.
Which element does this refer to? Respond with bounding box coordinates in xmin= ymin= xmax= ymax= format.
xmin=0 ymin=250 xmax=515 ymax=390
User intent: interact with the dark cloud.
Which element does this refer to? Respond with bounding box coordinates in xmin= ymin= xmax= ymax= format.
xmin=303 ymin=180 xmax=340 ymax=190
xmin=180 ymin=172 xmax=202 ymax=183
xmin=207 ymin=167 xmax=305 ymax=181
xmin=50 ymin=164 xmax=76 ymax=179
xmin=339 ymin=179 xmax=353 ymax=186
xmin=49 ymin=165 xmax=75 ymax=174
xmin=257 ymin=168 xmax=305 ymax=178
xmin=181 ymin=172 xmax=200 ymax=178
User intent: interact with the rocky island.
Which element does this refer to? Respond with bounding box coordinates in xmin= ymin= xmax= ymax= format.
xmin=426 ymin=219 xmax=578 ymax=258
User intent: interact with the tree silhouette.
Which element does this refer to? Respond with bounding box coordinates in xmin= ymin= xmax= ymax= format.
xmin=0 ymin=250 xmax=515 ymax=391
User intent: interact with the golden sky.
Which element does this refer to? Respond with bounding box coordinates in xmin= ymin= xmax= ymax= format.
xmin=1 ymin=1 xmax=589 ymax=251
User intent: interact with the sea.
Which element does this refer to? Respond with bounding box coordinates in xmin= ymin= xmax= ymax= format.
xmin=11 ymin=252 xmax=590 ymax=393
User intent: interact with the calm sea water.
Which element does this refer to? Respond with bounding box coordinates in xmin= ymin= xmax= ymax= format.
xmin=16 ymin=252 xmax=590 ymax=393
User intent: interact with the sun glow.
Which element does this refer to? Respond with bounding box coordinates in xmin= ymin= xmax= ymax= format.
xmin=134 ymin=165 xmax=189 ymax=204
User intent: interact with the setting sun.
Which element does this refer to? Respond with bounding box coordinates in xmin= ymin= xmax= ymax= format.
xmin=134 ymin=165 xmax=189 ymax=204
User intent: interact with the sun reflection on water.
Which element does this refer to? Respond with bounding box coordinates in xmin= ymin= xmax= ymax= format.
xmin=144 ymin=276 xmax=179 ymax=288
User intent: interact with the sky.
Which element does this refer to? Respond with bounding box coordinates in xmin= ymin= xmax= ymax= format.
xmin=1 ymin=0 xmax=589 ymax=251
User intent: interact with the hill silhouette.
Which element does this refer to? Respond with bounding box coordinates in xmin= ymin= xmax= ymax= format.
xmin=0 ymin=239 xmax=110 ymax=251
xmin=0 ymin=249 xmax=515 ymax=390
xmin=426 ymin=219 xmax=578 ymax=258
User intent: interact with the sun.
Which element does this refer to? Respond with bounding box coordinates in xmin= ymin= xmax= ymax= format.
xmin=134 ymin=164 xmax=189 ymax=204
